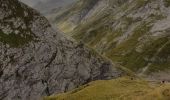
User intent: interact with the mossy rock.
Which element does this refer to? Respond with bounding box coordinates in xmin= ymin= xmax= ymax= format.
xmin=0 ymin=31 xmax=33 ymax=48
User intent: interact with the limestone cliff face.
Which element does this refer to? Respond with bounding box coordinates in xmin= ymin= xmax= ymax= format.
xmin=54 ymin=0 xmax=170 ymax=77
xmin=0 ymin=0 xmax=123 ymax=100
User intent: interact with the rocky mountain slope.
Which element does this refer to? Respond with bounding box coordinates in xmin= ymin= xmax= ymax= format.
xmin=20 ymin=0 xmax=77 ymax=15
xmin=0 ymin=0 xmax=123 ymax=100
xmin=19 ymin=0 xmax=77 ymax=26
xmin=54 ymin=0 xmax=170 ymax=79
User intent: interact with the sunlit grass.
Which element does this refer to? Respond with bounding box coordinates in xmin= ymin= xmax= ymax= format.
xmin=44 ymin=77 xmax=170 ymax=100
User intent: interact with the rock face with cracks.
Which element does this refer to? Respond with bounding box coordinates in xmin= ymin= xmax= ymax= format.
xmin=0 ymin=0 xmax=123 ymax=100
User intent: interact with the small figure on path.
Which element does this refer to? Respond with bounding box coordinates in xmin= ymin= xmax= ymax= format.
xmin=161 ymin=80 xmax=165 ymax=84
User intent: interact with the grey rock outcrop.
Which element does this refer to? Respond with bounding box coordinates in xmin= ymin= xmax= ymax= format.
xmin=0 ymin=0 xmax=123 ymax=100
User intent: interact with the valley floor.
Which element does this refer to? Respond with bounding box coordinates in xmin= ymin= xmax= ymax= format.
xmin=44 ymin=77 xmax=170 ymax=100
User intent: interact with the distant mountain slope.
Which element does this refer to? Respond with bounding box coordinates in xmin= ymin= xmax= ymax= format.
xmin=19 ymin=0 xmax=76 ymax=15
xmin=53 ymin=0 xmax=101 ymax=33
xmin=54 ymin=0 xmax=170 ymax=78
xmin=19 ymin=0 xmax=38 ymax=7
xmin=33 ymin=0 xmax=77 ymax=15
xmin=0 ymin=0 xmax=123 ymax=100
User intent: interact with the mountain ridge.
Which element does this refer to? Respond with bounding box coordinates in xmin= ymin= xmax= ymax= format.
xmin=0 ymin=0 xmax=123 ymax=99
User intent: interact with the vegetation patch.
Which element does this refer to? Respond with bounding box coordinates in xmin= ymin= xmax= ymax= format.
xmin=106 ymin=29 xmax=123 ymax=43
xmin=106 ymin=31 xmax=170 ymax=72
xmin=136 ymin=0 xmax=150 ymax=8
xmin=164 ymin=0 xmax=170 ymax=7
xmin=0 ymin=31 xmax=33 ymax=48
xmin=106 ymin=22 xmax=151 ymax=70
xmin=73 ymin=13 xmax=110 ymax=40
xmin=149 ymin=13 xmax=166 ymax=21
xmin=147 ymin=40 xmax=170 ymax=72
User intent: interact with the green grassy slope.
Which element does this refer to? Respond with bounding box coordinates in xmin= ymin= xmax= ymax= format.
xmin=44 ymin=77 xmax=170 ymax=100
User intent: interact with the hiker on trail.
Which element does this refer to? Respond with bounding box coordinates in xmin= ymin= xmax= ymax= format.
xmin=161 ymin=80 xmax=165 ymax=84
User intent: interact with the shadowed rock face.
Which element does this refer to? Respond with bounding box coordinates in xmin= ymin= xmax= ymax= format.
xmin=0 ymin=0 xmax=123 ymax=100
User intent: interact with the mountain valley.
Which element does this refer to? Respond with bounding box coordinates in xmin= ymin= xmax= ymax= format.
xmin=0 ymin=0 xmax=170 ymax=100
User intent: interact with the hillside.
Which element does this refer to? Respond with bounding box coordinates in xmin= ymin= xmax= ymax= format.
xmin=0 ymin=0 xmax=123 ymax=100
xmin=54 ymin=0 xmax=170 ymax=79
xmin=33 ymin=0 xmax=77 ymax=15
xmin=44 ymin=77 xmax=170 ymax=100
xmin=20 ymin=0 xmax=77 ymax=15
